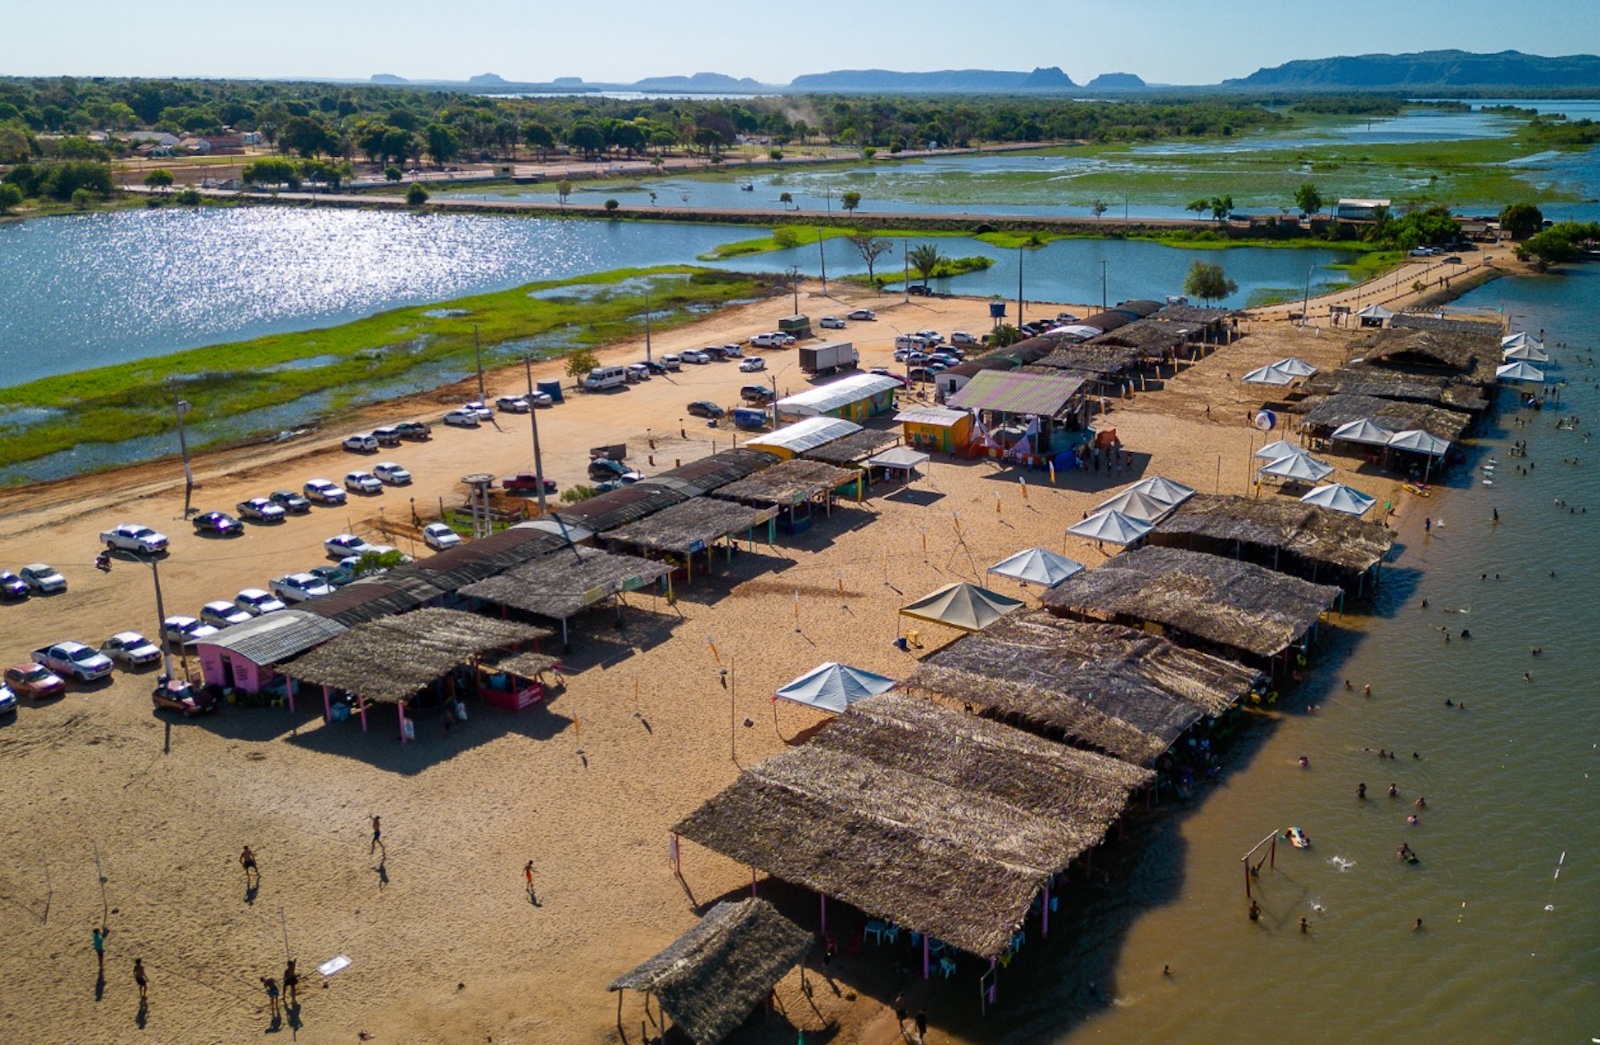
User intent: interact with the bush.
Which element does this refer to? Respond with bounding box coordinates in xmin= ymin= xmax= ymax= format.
xmin=604 ymin=198 xmax=619 ymax=212
xmin=559 ymin=484 xmax=598 ymax=503
xmin=406 ymin=183 xmax=430 ymax=206
xmin=70 ymin=187 xmax=97 ymax=210
xmin=175 ymin=188 xmax=202 ymax=206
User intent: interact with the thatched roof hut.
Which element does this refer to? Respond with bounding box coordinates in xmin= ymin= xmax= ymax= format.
xmin=604 ymin=498 xmax=775 ymax=555
xmin=801 ymin=428 xmax=900 ymax=466
xmin=1390 ymin=313 xmax=1505 ymax=338
xmin=609 ymin=898 xmax=812 ymax=1045
xmin=1146 ymin=493 xmax=1394 ymax=583
xmin=1296 ymin=393 xmax=1473 ymax=443
xmin=1304 ymin=367 xmax=1489 ymax=414
xmin=902 ymin=611 xmax=1259 ymax=765
xmin=553 ymin=484 xmax=691 ymax=535
xmin=281 ymin=608 xmax=549 ymax=703
xmin=459 ymin=546 xmax=672 ymax=633
xmin=1040 ymin=546 xmax=1341 ymax=661
xmin=674 ymin=694 xmax=1151 ymax=959
xmin=1358 ymin=326 xmax=1499 ymax=384
xmin=636 ymin=449 xmax=781 ymax=498
xmin=1029 ymin=343 xmax=1144 ymax=376
xmin=713 ymin=459 xmax=856 ymax=506
xmin=413 ymin=526 xmax=572 ymax=589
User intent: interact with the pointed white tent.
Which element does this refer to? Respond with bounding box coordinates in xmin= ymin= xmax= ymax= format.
xmin=1300 ymin=483 xmax=1378 ymax=517
xmin=1093 ymin=487 xmax=1176 ymax=522
xmin=1242 ymin=363 xmax=1297 ymax=385
xmin=1260 ymin=453 xmax=1335 ymax=483
xmin=899 ymin=582 xmax=1023 ymax=633
xmin=1272 ymin=357 xmax=1318 ymax=377
xmin=1332 ymin=418 xmax=1397 ymax=446
xmin=1355 ymin=304 xmax=1394 ymax=321
xmin=1126 ymin=475 xmax=1197 ymax=507
xmin=1388 ymin=429 xmax=1450 ymax=457
xmin=1068 ymin=509 xmax=1154 ymax=545
xmin=1502 ymin=343 xmax=1552 ymax=363
xmin=987 ymin=547 xmax=1085 ymax=588
xmin=1254 ymin=439 xmax=1308 ymax=461
xmin=773 ymin=661 xmax=897 ymax=714
xmin=1501 ymin=331 xmax=1544 ymax=350
xmin=1496 ymin=360 xmax=1546 ymax=383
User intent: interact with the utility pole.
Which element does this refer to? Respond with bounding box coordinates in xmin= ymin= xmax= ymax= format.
xmin=817 ymin=229 xmax=827 ymax=296
xmin=1101 ymin=260 xmax=1108 ymax=315
xmin=524 ymin=355 xmax=549 ymax=517
xmin=1015 ymin=248 xmax=1024 ymax=329
xmin=788 ymin=266 xmax=801 ymax=315
xmin=174 ymin=396 xmax=194 ymax=518
xmin=473 ymin=324 xmax=485 ymax=402
xmin=150 ymin=556 xmax=173 ymax=677
xmin=903 ymin=240 xmax=910 ymax=304
xmin=1301 ymin=265 xmax=1313 ymax=328
xmin=642 ymin=284 xmax=653 ymax=363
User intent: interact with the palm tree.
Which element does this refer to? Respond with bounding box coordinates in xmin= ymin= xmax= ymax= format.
xmin=906 ymin=243 xmax=945 ymax=288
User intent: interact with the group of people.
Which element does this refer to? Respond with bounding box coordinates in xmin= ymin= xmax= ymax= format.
xmin=259 ymin=960 xmax=300 ymax=1021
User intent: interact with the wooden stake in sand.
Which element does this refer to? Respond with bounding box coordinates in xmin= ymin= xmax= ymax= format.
xmin=793 ymin=590 xmax=801 ymax=631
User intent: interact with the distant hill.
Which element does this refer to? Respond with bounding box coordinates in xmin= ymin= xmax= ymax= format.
xmin=789 ymin=67 xmax=1076 ymax=93
xmin=630 ymin=72 xmax=765 ymax=93
xmin=370 ymin=73 xmax=408 ymax=85
xmin=1227 ymin=49 xmax=1600 ymax=90
xmin=468 ymin=73 xmax=510 ymax=86
xmin=1087 ymin=72 xmax=1145 ymax=89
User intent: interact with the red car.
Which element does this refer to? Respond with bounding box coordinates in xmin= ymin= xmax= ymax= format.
xmin=502 ymin=472 xmax=558 ymax=495
xmin=151 ymin=677 xmax=221 ymax=717
xmin=6 ymin=662 xmax=66 ymax=700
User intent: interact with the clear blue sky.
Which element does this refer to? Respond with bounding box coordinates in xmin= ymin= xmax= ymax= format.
xmin=8 ymin=0 xmax=1598 ymax=85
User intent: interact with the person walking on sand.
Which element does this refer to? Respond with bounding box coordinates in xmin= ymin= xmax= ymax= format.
xmin=240 ymin=846 xmax=259 ymax=888
xmin=369 ymin=815 xmax=382 ymax=855
xmin=915 ymin=1009 xmax=928 ymax=1043
xmin=282 ymin=960 xmax=299 ymax=1006
xmin=893 ymin=992 xmax=907 ymax=1031
xmin=524 ymin=861 xmax=540 ymax=906
xmin=92 ymin=925 xmax=106 ymax=976
xmin=133 ymin=958 xmax=148 ymax=1003
xmin=261 ymin=976 xmax=280 ymax=1020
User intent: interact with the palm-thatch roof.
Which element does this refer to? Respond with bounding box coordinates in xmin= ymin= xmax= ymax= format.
xmin=1087 ymin=321 xmax=1187 ymax=358
xmin=635 ymin=449 xmax=782 ymax=498
xmin=1296 ymin=393 xmax=1473 ymax=443
xmin=1039 ymin=546 xmax=1341 ymax=660
xmin=609 ymin=898 xmax=812 ymax=1045
xmin=713 ymin=459 xmax=856 ymax=506
xmin=603 ymin=498 xmax=775 ymax=555
xmin=1390 ymin=313 xmax=1505 ymax=338
xmin=1146 ymin=493 xmax=1394 ymax=579
xmin=1028 ymin=343 xmax=1144 ymax=375
xmin=488 ymin=650 xmax=561 ymax=679
xmin=302 ymin=574 xmax=451 ymax=627
xmin=801 ymin=428 xmax=900 ymax=465
xmin=553 ymin=483 xmax=692 ymax=535
xmin=1304 ymin=367 xmax=1490 ymax=414
xmin=459 ymin=547 xmax=672 ymax=622
xmin=674 ymin=694 xmax=1151 ymax=960
xmin=1358 ymin=326 xmax=1500 ymax=383
xmin=280 ymin=608 xmax=550 ymax=703
xmin=902 ymin=611 xmax=1259 ymax=765
xmin=413 ymin=526 xmax=572 ymax=589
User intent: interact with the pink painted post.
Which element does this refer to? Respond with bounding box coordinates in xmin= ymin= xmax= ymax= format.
xmin=398 ymin=703 xmax=408 ymax=743
xmin=286 ymin=676 xmax=297 ymax=713
xmin=819 ymin=894 xmax=827 ymax=935
xmin=357 ymin=695 xmax=368 ymax=732
xmin=1042 ymin=881 xmax=1050 ymax=938
xmin=322 ymin=684 xmax=332 ymax=724
xmin=922 ymin=934 xmax=930 ymax=980
xmin=988 ymin=958 xmax=997 ymax=1005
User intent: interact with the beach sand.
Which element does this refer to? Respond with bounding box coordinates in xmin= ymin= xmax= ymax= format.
xmin=0 ymin=280 xmax=1456 ymax=1044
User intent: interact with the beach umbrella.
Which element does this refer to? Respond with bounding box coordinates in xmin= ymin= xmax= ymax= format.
xmin=1501 ymin=331 xmax=1544 ymax=351
xmin=1068 ymin=509 xmax=1154 ymax=545
xmin=1242 ymin=363 xmax=1297 ymax=386
xmin=1388 ymin=429 xmax=1450 ymax=457
xmin=1272 ymin=356 xmax=1318 ymax=377
xmin=1331 ymin=418 xmax=1397 ymax=446
xmin=1093 ymin=487 xmax=1176 ymax=522
xmin=1254 ymin=439 xmax=1308 ymax=461
xmin=1300 ymin=483 xmax=1378 ymax=517
xmin=1502 ymin=343 xmax=1551 ymax=363
xmin=1126 ymin=475 xmax=1197 ymax=507
xmin=1259 ymin=453 xmax=1335 ymax=483
xmin=899 ymin=582 xmax=1024 ymax=633
xmin=773 ymin=661 xmax=897 ymax=714
xmin=987 ymin=547 xmax=1085 ymax=588
xmin=1496 ymin=360 xmax=1546 ymax=383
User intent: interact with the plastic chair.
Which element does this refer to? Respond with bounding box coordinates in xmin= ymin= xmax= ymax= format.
xmin=882 ymin=923 xmax=900 ymax=944
xmin=938 ymin=956 xmax=958 ymax=979
xmin=863 ymin=920 xmax=885 ymax=945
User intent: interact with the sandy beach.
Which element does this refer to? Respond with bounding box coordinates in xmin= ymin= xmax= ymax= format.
xmin=0 ymin=270 xmax=1492 ymax=1044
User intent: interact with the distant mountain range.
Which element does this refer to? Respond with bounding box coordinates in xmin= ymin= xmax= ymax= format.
xmin=369 ymin=50 xmax=1600 ymax=95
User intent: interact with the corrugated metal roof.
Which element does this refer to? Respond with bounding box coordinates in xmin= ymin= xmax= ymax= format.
xmin=947 ymin=369 xmax=1086 ymax=417
xmin=775 ymin=373 xmax=900 ymax=416
xmin=744 ymin=416 xmax=862 ymax=454
xmin=303 ymin=581 xmax=436 ymax=627
xmin=414 ymin=527 xmax=571 ymax=589
xmin=896 ymin=406 xmax=970 ymax=428
xmin=198 ymin=610 xmax=347 ymax=664
xmin=553 ymin=483 xmax=690 ymax=534
xmin=639 ymin=449 xmax=781 ymax=495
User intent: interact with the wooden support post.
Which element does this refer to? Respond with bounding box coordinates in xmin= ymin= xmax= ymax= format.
xmin=358 ymin=694 xmax=368 ymax=732
xmin=1042 ymin=881 xmax=1050 ymax=937
xmin=1244 ymin=860 xmax=1252 ymax=899
xmin=398 ymin=703 xmax=409 ymax=743
xmin=819 ymin=893 xmax=826 ymax=935
xmin=1270 ymin=836 xmax=1276 ymax=870
xmin=751 ymin=866 xmax=757 ymax=897
xmin=923 ymin=934 xmax=930 ymax=980
xmin=322 ymin=684 xmax=332 ymax=723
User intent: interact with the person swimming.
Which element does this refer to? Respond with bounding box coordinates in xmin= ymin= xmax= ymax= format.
xmin=1298 ymin=756 xmax=1309 ymax=767
xmin=1415 ymin=796 xmax=1426 ymax=809
xmin=1357 ymin=783 xmax=1367 ymax=799
xmin=1389 ymin=783 xmax=1399 ymax=797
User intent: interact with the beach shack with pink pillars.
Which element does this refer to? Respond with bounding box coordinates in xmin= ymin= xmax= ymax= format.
xmin=195 ymin=610 xmax=348 ymax=695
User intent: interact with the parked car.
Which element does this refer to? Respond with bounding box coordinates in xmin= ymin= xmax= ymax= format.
xmin=908 ymin=283 xmax=934 ymax=296
xmin=660 ymin=354 xmax=683 ymax=371
xmin=0 ymin=571 xmax=29 ymax=600
xmin=422 ymin=523 xmax=463 ymax=551
xmin=269 ymin=573 xmax=336 ymax=603
xmin=868 ymin=368 xmax=909 ymax=387
xmin=908 ymin=366 xmax=938 ymax=383
xmin=741 ymin=385 xmax=777 ymax=404
xmin=525 ymin=391 xmax=554 ymax=408
xmin=915 ymin=329 xmax=944 ymax=345
xmin=929 ymin=352 xmax=962 ymax=367
xmin=464 ymin=400 xmax=494 ymax=420
xmin=496 ymin=395 xmax=531 ymax=413
xmin=846 ymin=308 xmax=876 ymax=321
xmin=302 ymin=479 xmax=347 ymax=505
xmin=33 ymin=641 xmax=115 ymax=682
xmin=237 ymin=497 xmax=287 ymax=523
xmin=200 ymin=601 xmax=253 ymax=629
xmin=344 ymin=471 xmax=383 ymax=495
xmin=343 ymin=433 xmax=379 ymax=453
xmin=641 ymin=359 xmax=669 ymax=375
xmin=749 ymin=333 xmax=792 ymax=349
xmin=324 ymin=534 xmax=374 ymax=560
xmin=394 ymin=421 xmax=432 ymax=441
xmin=951 ymin=331 xmax=980 ymax=346
xmin=100 ymin=632 xmax=163 ymax=668
xmin=192 ymin=511 xmax=244 ymax=536
xmin=626 ymin=363 xmax=653 ymax=382
xmin=308 ymin=564 xmax=356 ymax=589
xmin=234 ymin=588 xmax=287 ymax=616
xmin=686 ymin=400 xmax=725 ymax=419
xmin=679 ymin=349 xmax=711 ymax=364
xmin=100 ymin=523 xmax=170 ymax=554
xmin=819 ymin=316 xmax=846 ymax=329
xmin=6 ymin=663 xmax=65 ymax=700
xmin=373 ymin=462 xmax=412 ymax=486
xmin=0 ymin=683 xmax=16 ymax=716
xmin=372 ymin=426 xmax=403 ymax=447
xmin=151 ymin=677 xmax=221 ymax=717
xmin=503 ymin=472 xmax=558 ymax=495
xmin=269 ymin=489 xmax=312 ymax=513
xmin=443 ymin=409 xmax=481 ymax=428
xmin=1442 ymin=255 xmax=1463 ymax=264
xmin=587 ymin=458 xmax=646 ymax=483
xmin=18 ymin=563 xmax=66 ymax=594
xmin=740 ymin=356 xmax=767 ymax=372
xmin=905 ymin=351 xmax=931 ymax=365
xmin=1409 ymin=246 xmax=1436 ymax=257
xmin=161 ymin=616 xmax=219 ymax=646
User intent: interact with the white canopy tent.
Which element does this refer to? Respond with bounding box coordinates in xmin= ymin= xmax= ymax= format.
xmin=1331 ymin=418 xmax=1397 ymax=447
xmin=867 ymin=446 xmax=931 ymax=481
xmin=1259 ymin=453 xmax=1335 ymax=483
xmin=1242 ymin=363 xmax=1297 ymax=386
xmin=1093 ymin=487 xmax=1176 ymax=522
xmin=1068 ymin=509 xmax=1154 ymax=545
xmin=1272 ymin=357 xmax=1318 ymax=377
xmin=986 ymin=547 xmax=1086 ymax=588
xmin=1300 ymin=483 xmax=1378 ymax=517
xmin=1501 ymin=331 xmax=1544 ymax=350
xmin=1503 ymin=343 xmax=1552 ymax=363
xmin=1496 ymin=360 xmax=1547 ymax=383
xmin=899 ymin=582 xmax=1024 ymax=633
xmin=1126 ymin=475 xmax=1197 ymax=508
xmin=773 ymin=662 xmax=897 ymax=714
xmin=1254 ymin=439 xmax=1309 ymax=461
xmin=1388 ymin=429 xmax=1450 ymax=457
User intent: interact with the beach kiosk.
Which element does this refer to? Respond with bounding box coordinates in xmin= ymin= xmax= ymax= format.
xmin=896 ymin=405 xmax=974 ymax=453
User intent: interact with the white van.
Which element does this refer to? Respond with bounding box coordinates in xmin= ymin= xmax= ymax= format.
xmin=583 ymin=365 xmax=628 ymax=391
xmin=894 ymin=334 xmax=929 ymax=351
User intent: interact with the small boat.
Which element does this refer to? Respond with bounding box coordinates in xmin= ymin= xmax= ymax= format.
xmin=1286 ymin=826 xmax=1311 ymax=849
xmin=1403 ymin=482 xmax=1431 ymax=497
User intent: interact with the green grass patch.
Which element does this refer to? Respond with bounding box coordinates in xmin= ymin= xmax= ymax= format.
xmin=0 ymin=266 xmax=767 ymax=470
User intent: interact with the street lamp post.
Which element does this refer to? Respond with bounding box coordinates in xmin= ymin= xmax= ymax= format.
xmin=643 ymin=284 xmax=653 ymax=363
xmin=473 ymin=324 xmax=486 ymax=402
xmin=174 ymin=397 xmax=195 ymax=517
xmin=524 ymin=355 xmax=549 ymax=517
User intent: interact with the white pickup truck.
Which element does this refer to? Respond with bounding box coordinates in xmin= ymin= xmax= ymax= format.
xmin=99 ymin=523 xmax=169 ymax=554
xmin=32 ymin=641 xmax=115 ymax=682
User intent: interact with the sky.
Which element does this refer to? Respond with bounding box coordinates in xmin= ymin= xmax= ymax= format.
xmin=7 ymin=0 xmax=1600 ymax=86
